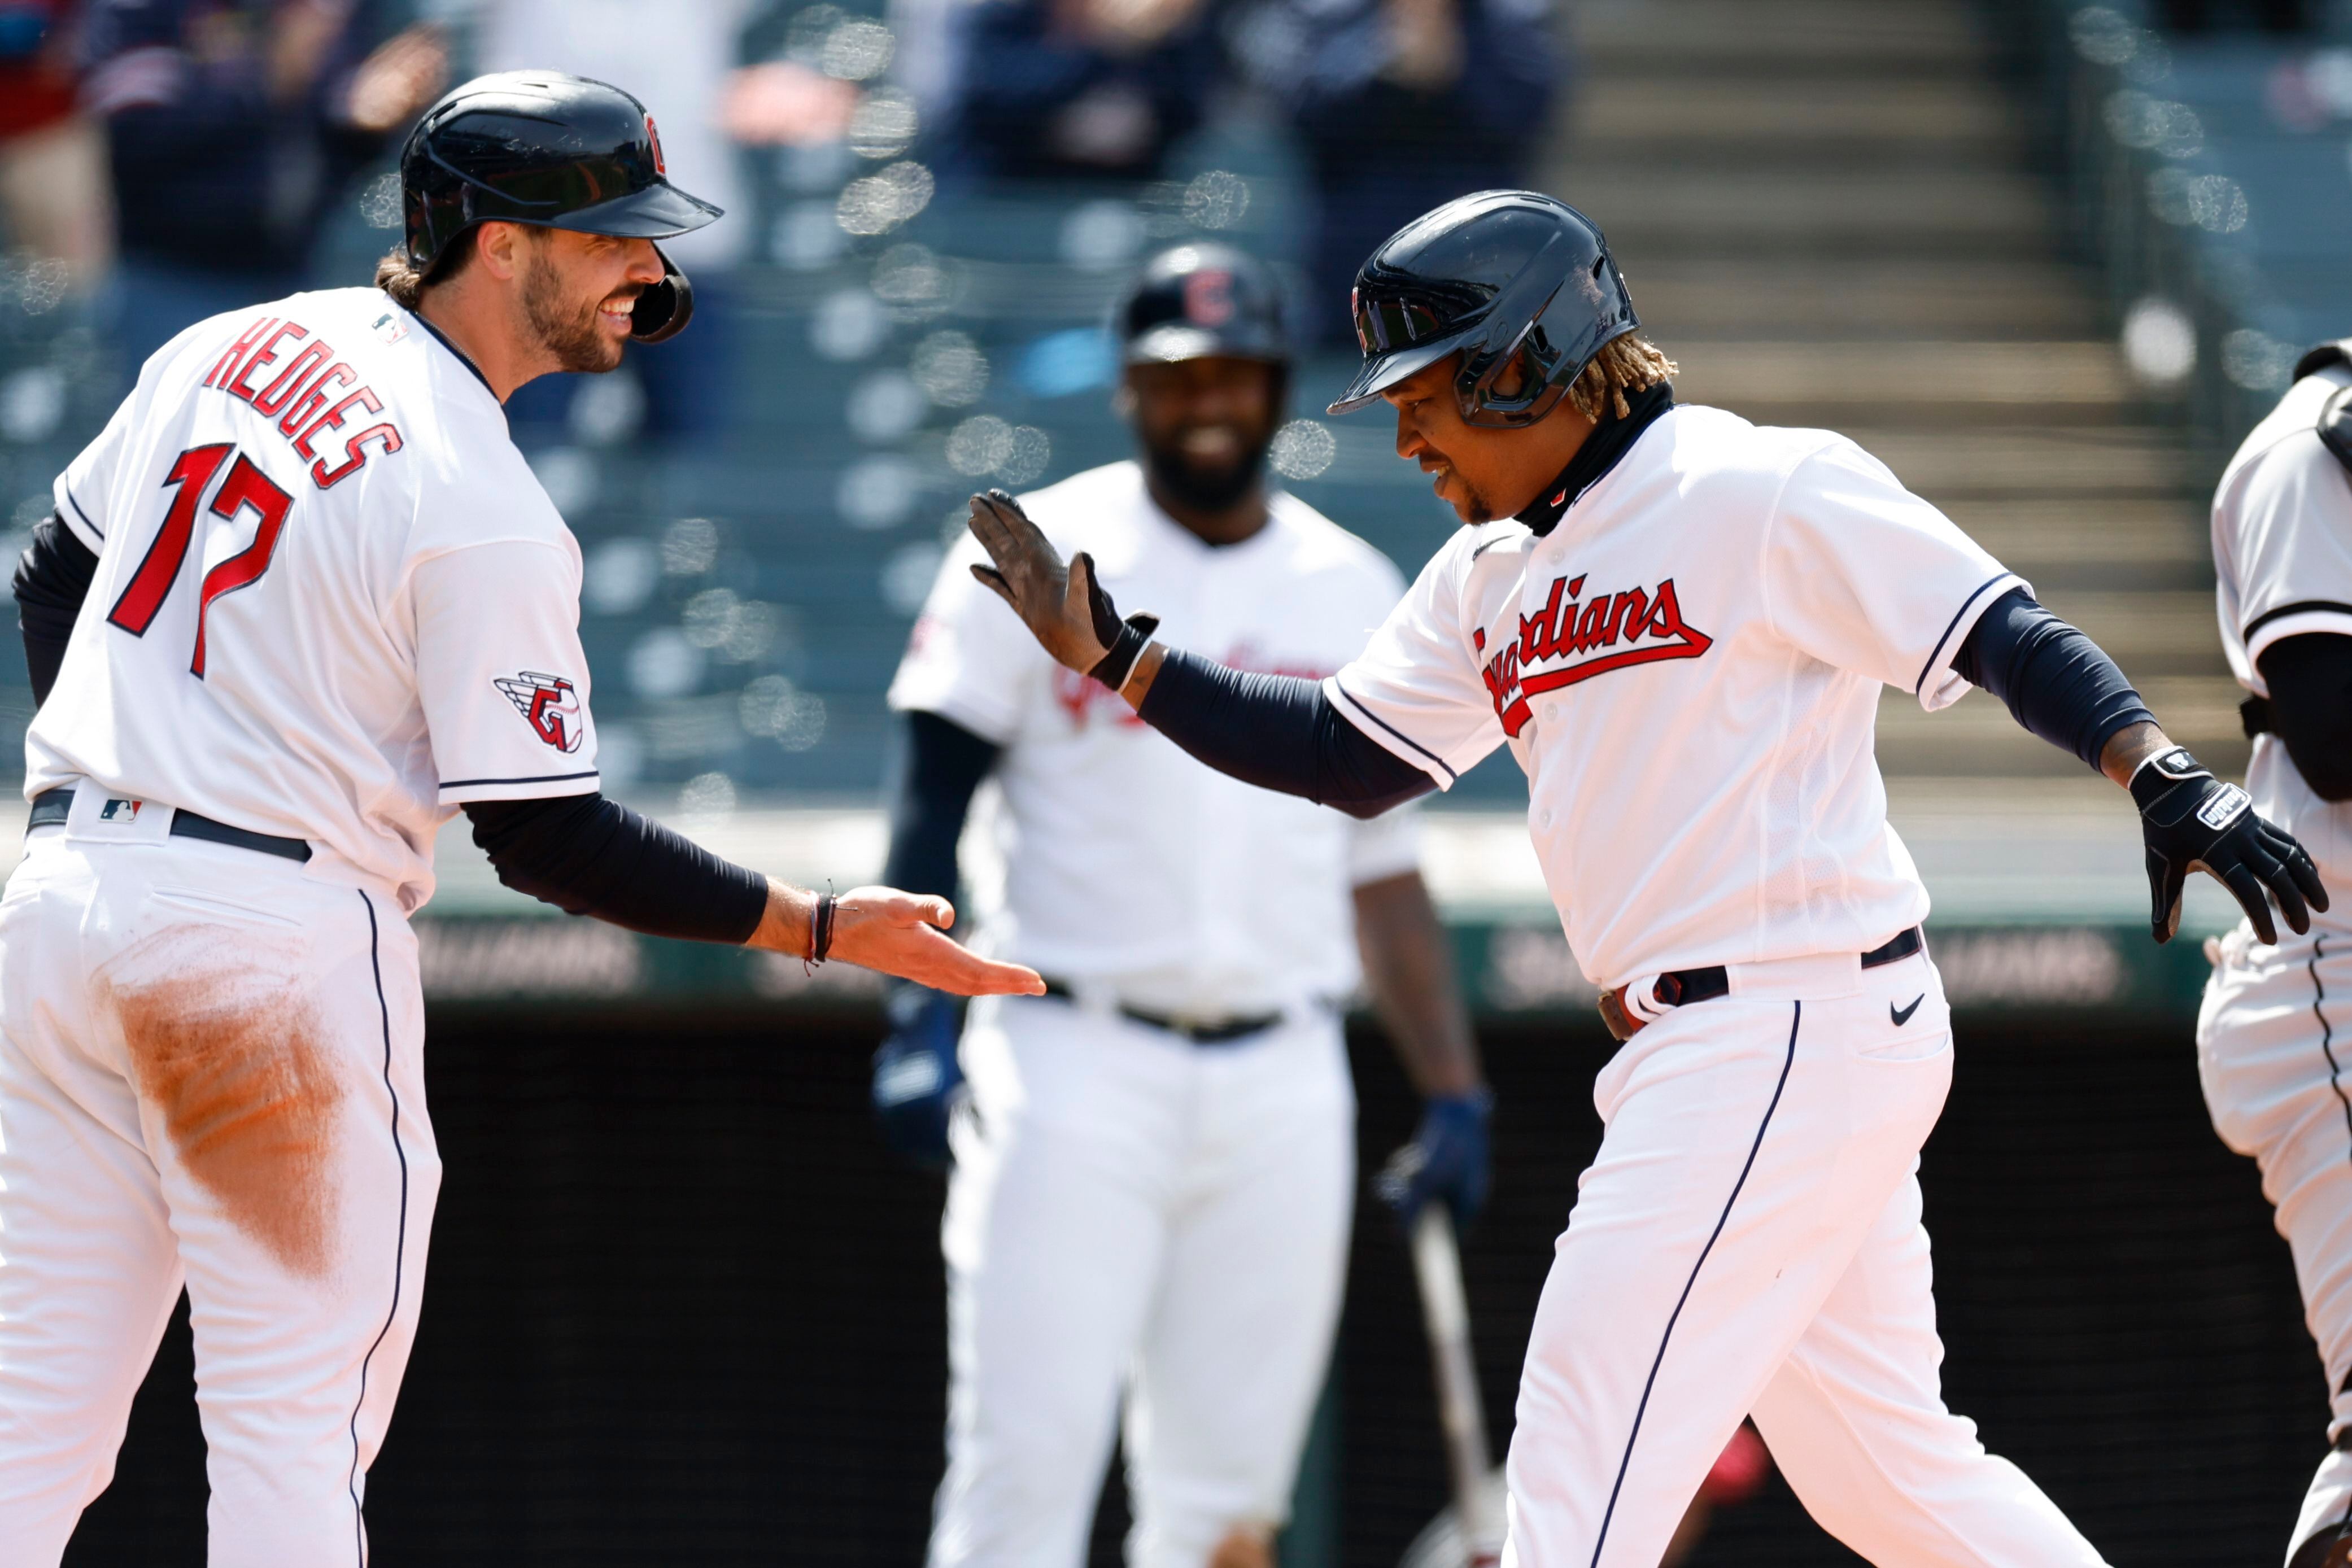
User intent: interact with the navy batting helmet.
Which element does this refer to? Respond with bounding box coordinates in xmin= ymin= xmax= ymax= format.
xmin=399 ymin=72 xmax=722 ymax=343
xmin=1118 ymin=243 xmax=1288 ymax=366
xmin=1327 ymin=191 xmax=1638 ymax=427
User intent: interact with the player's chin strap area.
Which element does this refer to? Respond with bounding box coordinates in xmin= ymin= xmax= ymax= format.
xmin=629 ymin=246 xmax=693 ymax=344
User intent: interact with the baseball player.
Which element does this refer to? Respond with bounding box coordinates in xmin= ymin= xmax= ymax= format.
xmin=2197 ymin=340 xmax=2352 ymax=1568
xmin=0 ymin=73 xmax=1038 ymax=1565
xmin=966 ymin=190 xmax=2328 ymax=1567
xmin=878 ymin=242 xmax=1488 ymax=1568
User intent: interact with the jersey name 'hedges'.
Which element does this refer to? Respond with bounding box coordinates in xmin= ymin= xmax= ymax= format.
xmin=1471 ymin=573 xmax=1713 ymax=736
xmin=198 ymin=312 xmax=405 ymax=490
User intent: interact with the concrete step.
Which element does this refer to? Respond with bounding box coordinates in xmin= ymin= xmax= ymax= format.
xmin=1844 ymin=427 xmax=2195 ymax=501
xmin=1627 ymin=259 xmax=2102 ymax=341
xmin=1568 ymin=167 xmax=2056 ymax=259
xmin=1572 ymin=77 xmax=2025 ymax=158
xmin=1878 ymin=675 xmax=2249 ymax=776
xmin=1942 ymin=499 xmax=2211 ymax=589
xmin=1669 ymin=340 xmax=2141 ymax=426
xmin=1577 ymin=0 xmax=1992 ymax=74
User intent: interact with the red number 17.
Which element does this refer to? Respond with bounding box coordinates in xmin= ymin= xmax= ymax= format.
xmin=107 ymin=443 xmax=294 ymax=678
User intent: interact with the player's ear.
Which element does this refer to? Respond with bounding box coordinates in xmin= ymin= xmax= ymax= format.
xmin=474 ymin=221 xmax=526 ymax=282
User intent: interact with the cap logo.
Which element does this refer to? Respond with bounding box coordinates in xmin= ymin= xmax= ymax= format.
xmin=1183 ymin=270 xmax=1234 ymax=329
xmin=644 ymin=112 xmax=666 ymax=175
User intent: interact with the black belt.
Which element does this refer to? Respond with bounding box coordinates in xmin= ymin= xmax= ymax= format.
xmin=28 ymin=787 xmax=312 ymax=864
xmin=1599 ymin=927 xmax=1924 ymax=1042
xmin=1037 ymin=977 xmax=1286 ymax=1045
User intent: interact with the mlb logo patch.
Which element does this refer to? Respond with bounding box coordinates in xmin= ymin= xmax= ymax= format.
xmin=99 ymin=798 xmax=143 ymax=822
xmin=372 ymin=311 xmax=409 ymax=346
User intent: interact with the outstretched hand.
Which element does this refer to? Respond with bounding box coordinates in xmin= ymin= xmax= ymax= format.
xmin=966 ymin=490 xmax=1159 ymax=687
xmin=2132 ymin=748 xmax=2327 ymax=944
xmin=829 ymin=887 xmax=1046 ymax=995
xmin=754 ymin=883 xmax=1042 ymax=995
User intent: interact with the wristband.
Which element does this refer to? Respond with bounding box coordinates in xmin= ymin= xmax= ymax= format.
xmin=807 ymin=888 xmax=837 ymax=969
xmin=2127 ymin=745 xmax=2209 ymax=809
xmin=1088 ymin=612 xmax=1161 ymax=692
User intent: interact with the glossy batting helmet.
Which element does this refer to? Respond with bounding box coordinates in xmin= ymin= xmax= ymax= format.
xmin=1327 ymin=191 xmax=1637 ymax=427
xmin=399 ymin=72 xmax=722 ymax=343
xmin=1118 ymin=242 xmax=1288 ymax=366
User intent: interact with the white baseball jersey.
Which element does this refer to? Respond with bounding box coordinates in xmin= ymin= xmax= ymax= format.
xmin=889 ymin=460 xmax=1417 ymax=1017
xmin=1328 ymin=403 xmax=2021 ymax=989
xmin=28 ymin=286 xmax=601 ymax=910
xmin=2211 ymin=362 xmax=2352 ymax=886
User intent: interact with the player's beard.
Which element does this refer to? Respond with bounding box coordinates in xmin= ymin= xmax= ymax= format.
xmin=1140 ymin=426 xmax=1273 ymax=513
xmin=522 ymin=248 xmax=630 ymax=375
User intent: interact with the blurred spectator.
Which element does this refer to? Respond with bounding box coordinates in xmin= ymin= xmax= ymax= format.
xmin=2159 ymin=0 xmax=2315 ymax=31
xmin=1240 ymin=0 xmax=1557 ymax=342
xmin=477 ymin=0 xmax=848 ymax=446
xmin=0 ymin=1 xmax=112 ymax=296
xmin=940 ymin=0 xmax=1225 ymax=181
xmin=79 ymin=0 xmax=444 ymax=376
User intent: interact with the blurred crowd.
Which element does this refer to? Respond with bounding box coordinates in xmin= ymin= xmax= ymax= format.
xmin=0 ymin=0 xmax=1565 ymax=427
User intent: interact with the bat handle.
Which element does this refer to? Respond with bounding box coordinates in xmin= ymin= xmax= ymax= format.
xmin=1411 ymin=1207 xmax=1504 ymax=1556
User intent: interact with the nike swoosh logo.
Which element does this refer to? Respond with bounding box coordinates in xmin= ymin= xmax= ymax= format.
xmin=1891 ymin=994 xmax=1925 ymax=1027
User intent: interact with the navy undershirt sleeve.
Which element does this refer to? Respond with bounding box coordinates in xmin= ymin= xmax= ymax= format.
xmin=464 ymin=794 xmax=770 ymax=944
xmin=2258 ymin=633 xmax=2352 ymax=801
xmin=1950 ymin=587 xmax=2156 ymax=773
xmin=14 ymin=512 xmax=97 ymax=707
xmin=883 ymin=710 xmax=1002 ymax=901
xmin=1134 ymin=649 xmax=1434 ymax=819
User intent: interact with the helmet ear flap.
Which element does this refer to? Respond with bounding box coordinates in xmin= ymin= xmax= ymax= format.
xmin=1456 ymin=342 xmax=1571 ymax=429
xmin=629 ymin=247 xmax=694 ymax=343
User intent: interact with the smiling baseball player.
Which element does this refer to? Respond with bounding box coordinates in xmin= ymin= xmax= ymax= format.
xmin=880 ymin=243 xmax=1487 ymax=1568
xmin=966 ymin=190 xmax=2327 ymax=1567
xmin=0 ymin=72 xmax=1037 ymax=1565
xmin=2196 ymin=339 xmax=2352 ymax=1568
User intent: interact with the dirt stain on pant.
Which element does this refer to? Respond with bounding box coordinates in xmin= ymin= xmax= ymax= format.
xmin=101 ymin=937 xmax=346 ymax=1279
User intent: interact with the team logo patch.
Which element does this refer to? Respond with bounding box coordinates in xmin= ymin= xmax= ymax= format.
xmin=494 ymin=671 xmax=585 ymax=753
xmin=99 ymin=798 xmax=143 ymax=822
xmin=1472 ymin=572 xmax=1715 ymax=737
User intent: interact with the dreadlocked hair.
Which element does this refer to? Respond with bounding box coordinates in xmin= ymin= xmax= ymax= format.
xmin=1564 ymin=334 xmax=1677 ymax=421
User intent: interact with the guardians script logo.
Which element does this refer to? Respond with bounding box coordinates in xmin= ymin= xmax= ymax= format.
xmin=494 ymin=671 xmax=584 ymax=753
xmin=1473 ymin=574 xmax=1713 ymax=736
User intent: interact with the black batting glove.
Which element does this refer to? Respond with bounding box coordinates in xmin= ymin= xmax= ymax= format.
xmin=2131 ymin=746 xmax=2327 ymax=945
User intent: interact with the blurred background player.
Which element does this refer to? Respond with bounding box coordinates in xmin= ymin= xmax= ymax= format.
xmin=2197 ymin=338 xmax=2352 ymax=1568
xmin=879 ymin=240 xmax=1489 ymax=1567
xmin=0 ymin=71 xmax=1037 ymax=1563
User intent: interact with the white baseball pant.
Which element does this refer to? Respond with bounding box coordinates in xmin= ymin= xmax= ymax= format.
xmin=0 ymin=820 xmax=438 ymax=1566
xmin=928 ymin=992 xmax=1353 ymax=1568
xmin=2200 ymin=916 xmax=2352 ymax=1563
xmin=1503 ymin=943 xmax=2109 ymax=1568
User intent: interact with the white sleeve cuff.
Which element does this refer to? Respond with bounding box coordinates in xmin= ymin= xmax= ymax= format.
xmin=1325 ymin=676 xmax=1460 ymax=790
xmin=1915 ymin=571 xmax=2027 ymax=712
xmin=2246 ymin=602 xmax=2352 ymax=666
xmin=438 ymin=768 xmax=601 ymax=805
xmin=53 ymin=488 xmax=104 ymax=552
